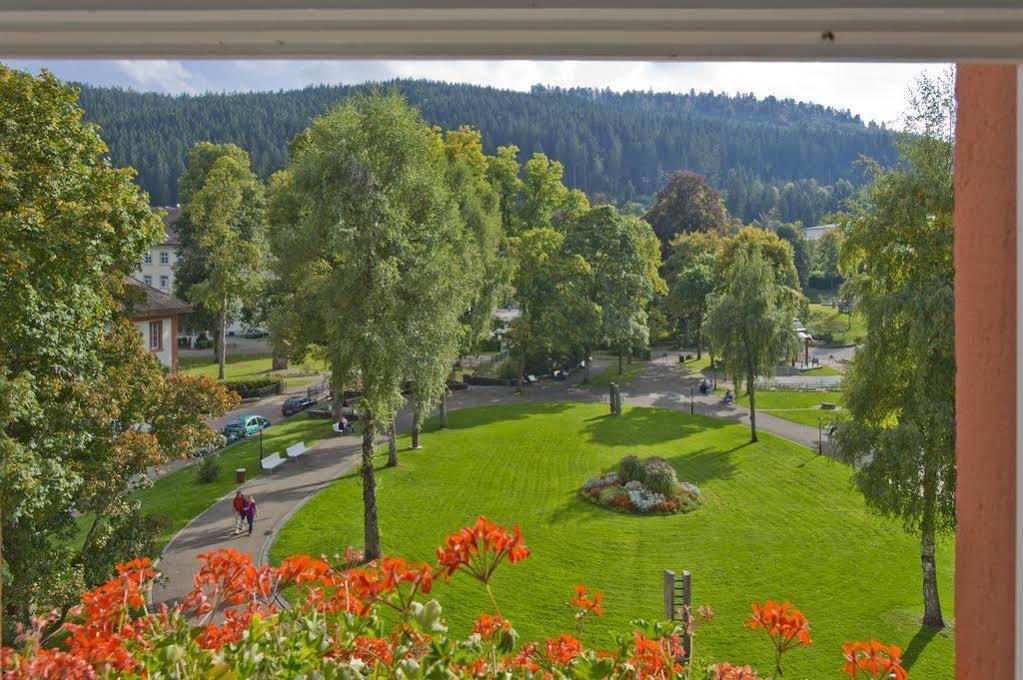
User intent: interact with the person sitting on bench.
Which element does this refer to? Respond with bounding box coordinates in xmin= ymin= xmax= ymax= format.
xmin=339 ymin=416 xmax=352 ymax=433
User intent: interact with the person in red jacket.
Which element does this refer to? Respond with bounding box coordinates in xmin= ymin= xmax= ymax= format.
xmin=232 ymin=490 xmax=246 ymax=535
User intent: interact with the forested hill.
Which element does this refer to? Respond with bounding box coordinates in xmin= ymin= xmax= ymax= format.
xmin=76 ymin=79 xmax=898 ymax=224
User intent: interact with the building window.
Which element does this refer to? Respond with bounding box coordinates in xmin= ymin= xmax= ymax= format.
xmin=159 ymin=251 xmax=169 ymax=265
xmin=159 ymin=275 xmax=168 ymax=289
xmin=148 ymin=320 xmax=163 ymax=351
xmin=143 ymin=252 xmax=152 ymax=265
xmin=143 ymin=274 xmax=152 ymax=286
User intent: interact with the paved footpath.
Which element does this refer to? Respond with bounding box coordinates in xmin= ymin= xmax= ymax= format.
xmin=152 ymin=355 xmax=819 ymax=606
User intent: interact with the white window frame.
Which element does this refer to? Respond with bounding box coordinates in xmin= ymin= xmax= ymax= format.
xmin=143 ymin=274 xmax=152 ymax=287
xmin=159 ymin=250 xmax=169 ymax=265
xmin=143 ymin=252 xmax=152 ymax=265
xmin=148 ymin=319 xmax=163 ymax=351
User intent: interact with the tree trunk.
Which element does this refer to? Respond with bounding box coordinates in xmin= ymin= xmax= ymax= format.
xmin=361 ymin=418 xmax=381 ymax=560
xmin=439 ymin=391 xmax=448 ymax=428
xmin=920 ymin=459 xmax=945 ymax=627
xmin=695 ymin=323 xmax=703 ymax=360
xmin=331 ymin=365 xmax=344 ymax=422
xmin=217 ymin=307 xmax=227 ymax=380
xmin=387 ymin=419 xmax=398 ymax=467
xmin=748 ymin=377 xmax=758 ymax=443
xmin=618 ymin=352 xmax=623 ymax=374
xmin=518 ymin=349 xmax=526 ymax=389
xmin=582 ymin=345 xmax=591 ymax=383
xmin=411 ymin=406 xmax=422 ymax=449
xmin=271 ymin=346 xmax=289 ymax=370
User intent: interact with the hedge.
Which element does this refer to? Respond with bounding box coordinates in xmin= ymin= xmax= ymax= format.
xmin=223 ymin=377 xmax=284 ymax=399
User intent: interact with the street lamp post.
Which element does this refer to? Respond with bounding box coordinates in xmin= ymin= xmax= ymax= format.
xmin=817 ymin=416 xmax=823 ymax=455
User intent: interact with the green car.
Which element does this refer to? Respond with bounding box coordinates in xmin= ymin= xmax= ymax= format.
xmin=223 ymin=415 xmax=270 ymax=442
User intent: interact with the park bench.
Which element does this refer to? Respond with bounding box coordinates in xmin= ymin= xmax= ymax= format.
xmin=261 ymin=452 xmax=285 ymax=471
xmin=525 ymin=374 xmax=538 ymax=384
xmin=286 ymin=441 xmax=311 ymax=459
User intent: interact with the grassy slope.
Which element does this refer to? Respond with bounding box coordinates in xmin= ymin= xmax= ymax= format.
xmin=180 ymin=353 xmax=326 ymax=388
xmin=271 ymin=403 xmax=953 ymax=678
xmin=588 ymin=361 xmax=647 ymax=387
xmin=807 ymin=303 xmax=867 ymax=346
xmin=737 ymin=391 xmax=845 ymax=428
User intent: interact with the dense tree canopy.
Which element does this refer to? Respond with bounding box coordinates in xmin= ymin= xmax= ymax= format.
xmin=643 ymin=170 xmax=730 ymax=247
xmin=0 ymin=65 xmax=236 ymax=633
xmin=270 ymin=93 xmax=481 ymax=558
xmin=71 ymin=79 xmax=897 ymax=225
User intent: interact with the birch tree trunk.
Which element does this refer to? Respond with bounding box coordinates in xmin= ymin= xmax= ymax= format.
xmin=747 ymin=373 xmax=758 ymax=443
xmin=920 ymin=459 xmax=945 ymax=627
xmin=439 ymin=392 xmax=448 ymax=428
xmin=411 ymin=406 xmax=421 ymax=449
xmin=361 ymin=418 xmax=381 ymax=560
xmin=387 ymin=419 xmax=398 ymax=467
xmin=217 ymin=306 xmax=227 ymax=380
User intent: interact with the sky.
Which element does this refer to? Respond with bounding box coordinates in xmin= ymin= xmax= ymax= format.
xmin=4 ymin=59 xmax=949 ymax=127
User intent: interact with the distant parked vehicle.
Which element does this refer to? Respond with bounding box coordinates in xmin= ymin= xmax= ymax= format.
xmin=282 ymin=396 xmax=314 ymax=417
xmin=223 ymin=415 xmax=270 ymax=442
xmin=241 ymin=327 xmax=269 ymax=339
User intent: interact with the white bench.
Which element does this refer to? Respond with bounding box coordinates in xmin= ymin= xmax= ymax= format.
xmin=261 ymin=452 xmax=285 ymax=471
xmin=286 ymin=441 xmax=311 ymax=459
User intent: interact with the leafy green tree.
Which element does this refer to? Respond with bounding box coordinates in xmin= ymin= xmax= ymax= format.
xmin=774 ymin=222 xmax=811 ymax=291
xmin=175 ymin=143 xmax=267 ymax=375
xmin=507 ymin=228 xmax=593 ymax=385
xmin=812 ymin=228 xmax=843 ymax=290
xmin=564 ymin=206 xmax=665 ymax=378
xmin=486 ymin=145 xmax=525 ymax=234
xmin=0 ymin=66 xmax=236 ymax=633
xmin=644 ymin=170 xmax=728 ymax=249
xmin=664 ymin=231 xmax=722 ymax=355
xmin=705 ymin=248 xmax=799 ymax=442
xmin=182 ymin=155 xmax=267 ymax=379
xmin=832 ymin=69 xmax=954 ymax=628
xmin=272 ymin=93 xmax=470 ymax=558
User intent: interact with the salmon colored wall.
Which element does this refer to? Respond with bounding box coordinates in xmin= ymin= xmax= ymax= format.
xmin=955 ymin=64 xmax=1017 ymax=680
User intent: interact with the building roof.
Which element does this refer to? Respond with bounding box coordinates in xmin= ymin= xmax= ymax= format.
xmin=803 ymin=224 xmax=837 ymax=241
xmin=124 ymin=276 xmax=192 ymax=318
xmin=158 ymin=206 xmax=181 ymax=246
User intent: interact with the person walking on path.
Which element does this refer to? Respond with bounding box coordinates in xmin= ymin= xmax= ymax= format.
xmin=244 ymin=495 xmax=257 ymax=536
xmin=232 ymin=490 xmax=246 ymax=535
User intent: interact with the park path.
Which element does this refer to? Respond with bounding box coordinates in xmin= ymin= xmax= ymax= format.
xmin=152 ymin=355 xmax=820 ymax=606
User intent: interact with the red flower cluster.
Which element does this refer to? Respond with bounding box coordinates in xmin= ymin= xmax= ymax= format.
xmin=744 ymin=600 xmax=812 ymax=676
xmin=711 ymin=662 xmax=765 ymax=679
xmin=472 ymin=613 xmax=511 ymax=640
xmin=436 ymin=515 xmax=530 ymax=585
xmin=842 ymin=640 xmax=907 ymax=680
xmin=630 ymin=631 xmax=686 ymax=679
xmin=571 ymin=584 xmax=604 ymax=617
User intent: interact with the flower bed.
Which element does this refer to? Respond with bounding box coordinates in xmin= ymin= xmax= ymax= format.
xmin=581 ymin=455 xmax=702 ymax=514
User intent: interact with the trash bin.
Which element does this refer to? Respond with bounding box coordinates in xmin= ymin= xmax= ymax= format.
xmin=235 ymin=467 xmax=246 ymax=483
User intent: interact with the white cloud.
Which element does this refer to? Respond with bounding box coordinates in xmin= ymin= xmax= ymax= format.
xmin=114 ymin=59 xmax=203 ymax=94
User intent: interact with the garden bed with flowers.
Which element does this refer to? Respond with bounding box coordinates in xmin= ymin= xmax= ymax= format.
xmin=581 ymin=455 xmax=702 ymax=514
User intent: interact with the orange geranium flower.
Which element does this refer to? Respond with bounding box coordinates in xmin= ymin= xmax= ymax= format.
xmin=711 ymin=662 xmax=765 ymax=679
xmin=629 ymin=631 xmax=686 ymax=679
xmin=841 ymin=639 xmax=907 ymax=680
xmin=571 ymin=584 xmax=604 ymax=617
xmin=745 ymin=600 xmax=812 ymax=676
xmin=436 ymin=516 xmax=530 ymax=585
xmin=473 ymin=613 xmax=512 ymax=640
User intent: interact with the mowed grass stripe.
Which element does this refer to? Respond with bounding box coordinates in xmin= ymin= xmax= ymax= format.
xmin=271 ymin=402 xmax=953 ymax=678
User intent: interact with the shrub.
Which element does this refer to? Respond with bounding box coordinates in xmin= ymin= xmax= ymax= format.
xmin=627 ymin=488 xmax=665 ymax=511
xmin=646 ymin=467 xmax=681 ymax=498
xmin=195 ymin=454 xmax=220 ymax=484
xmin=222 ymin=377 xmax=284 ymax=399
xmin=618 ymin=455 xmax=646 ymax=484
xmin=598 ymin=486 xmax=627 ymax=505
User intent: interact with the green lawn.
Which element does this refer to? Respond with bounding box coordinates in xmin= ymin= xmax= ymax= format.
xmin=807 ymin=303 xmax=867 ymax=346
xmin=737 ymin=390 xmax=846 ymax=428
xmin=679 ymin=354 xmax=713 ymax=374
xmin=801 ymin=364 xmax=843 ymax=377
xmin=75 ymin=414 xmax=335 ymax=551
xmin=180 ymin=353 xmax=327 ymax=388
xmin=271 ymin=402 xmax=953 ymax=678
xmin=588 ymin=361 xmax=647 ymax=387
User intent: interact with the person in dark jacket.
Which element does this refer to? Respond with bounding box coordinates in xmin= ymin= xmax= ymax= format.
xmin=232 ymin=490 xmax=246 ymax=535
xmin=244 ymin=495 xmax=257 ymax=536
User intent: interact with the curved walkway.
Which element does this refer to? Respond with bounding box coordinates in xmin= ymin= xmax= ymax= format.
xmin=152 ymin=354 xmax=820 ymax=606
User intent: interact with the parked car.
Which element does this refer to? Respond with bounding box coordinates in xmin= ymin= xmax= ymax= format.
xmin=223 ymin=415 xmax=270 ymax=442
xmin=241 ymin=327 xmax=269 ymax=339
xmin=282 ymin=396 xmax=315 ymax=417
